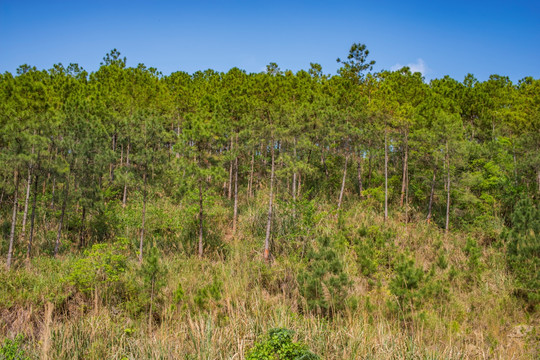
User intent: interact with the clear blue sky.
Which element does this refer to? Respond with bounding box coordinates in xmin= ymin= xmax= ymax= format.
xmin=1 ymin=0 xmax=539 ymax=81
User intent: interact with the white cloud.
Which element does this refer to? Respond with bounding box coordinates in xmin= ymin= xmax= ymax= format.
xmin=391 ymin=58 xmax=429 ymax=75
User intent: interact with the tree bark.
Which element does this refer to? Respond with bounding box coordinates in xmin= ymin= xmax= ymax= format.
xmin=384 ymin=127 xmax=388 ymax=222
xmin=232 ymin=155 xmax=239 ymax=234
xmin=139 ymin=172 xmax=147 ymax=262
xmin=27 ymin=171 xmax=39 ymax=260
xmin=21 ymin=167 xmax=32 ymax=244
xmin=263 ymin=138 xmax=275 ymax=262
xmin=445 ymin=141 xmax=451 ymax=234
xmin=7 ymin=170 xmax=19 ymax=270
xmin=356 ymin=152 xmax=363 ymax=196
xmin=337 ymin=155 xmax=349 ymax=211
xmin=54 ymin=176 xmax=69 ymax=257
xmin=122 ymin=142 xmax=130 ymax=207
xmin=198 ymin=177 xmax=204 ymax=257
xmin=427 ymin=166 xmax=437 ymax=223
xmin=248 ymin=149 xmax=254 ymax=199
xmin=228 ymin=137 xmax=233 ymax=200
xmin=400 ymin=132 xmax=408 ymax=207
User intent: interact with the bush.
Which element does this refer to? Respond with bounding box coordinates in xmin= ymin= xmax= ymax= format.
xmin=504 ymin=198 xmax=540 ymax=310
xmin=246 ymin=328 xmax=319 ymax=360
xmin=297 ymin=236 xmax=350 ymax=316
xmin=389 ymin=255 xmax=425 ymax=312
xmin=0 ymin=334 xmax=29 ymax=360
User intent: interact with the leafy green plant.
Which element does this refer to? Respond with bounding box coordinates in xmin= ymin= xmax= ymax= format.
xmin=67 ymin=240 xmax=128 ymax=296
xmin=0 ymin=334 xmax=29 ymax=360
xmin=246 ymin=328 xmax=319 ymax=360
xmin=390 ymin=255 xmax=425 ymax=312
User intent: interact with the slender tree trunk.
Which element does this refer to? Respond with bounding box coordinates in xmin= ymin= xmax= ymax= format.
xmin=297 ymin=172 xmax=302 ymax=199
xmin=79 ymin=206 xmax=86 ymax=249
xmin=7 ymin=170 xmax=19 ymax=270
xmin=356 ymin=152 xmax=363 ymax=196
xmin=198 ymin=177 xmax=204 ymax=257
xmin=54 ymin=176 xmax=69 ymax=257
xmin=337 ymin=155 xmax=349 ymax=211
xmin=21 ymin=166 xmax=32 ymax=242
xmin=232 ymin=155 xmax=239 ymax=234
xmin=110 ymin=133 xmax=116 ymax=182
xmin=264 ymin=138 xmax=275 ymax=262
xmin=367 ymin=151 xmax=373 ymax=189
xmin=122 ymin=142 xmax=130 ymax=207
xmin=139 ymin=172 xmax=147 ymax=263
xmin=400 ymin=132 xmax=408 ymax=207
xmin=445 ymin=141 xmax=451 ymax=234
xmin=384 ymin=128 xmax=388 ymax=222
xmin=427 ymin=166 xmax=437 ymax=223
xmin=27 ymin=171 xmax=39 ymax=260
xmin=248 ymin=149 xmax=254 ymax=199
xmin=50 ymin=177 xmax=56 ymax=209
xmin=228 ymin=138 xmax=233 ymax=200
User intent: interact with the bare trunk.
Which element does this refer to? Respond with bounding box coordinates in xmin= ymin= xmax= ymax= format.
xmin=21 ymin=167 xmax=32 ymax=242
xmin=50 ymin=177 xmax=56 ymax=209
xmin=264 ymin=138 xmax=275 ymax=262
xmin=232 ymin=156 xmax=239 ymax=234
xmin=54 ymin=176 xmax=69 ymax=257
xmin=400 ymin=132 xmax=408 ymax=207
xmin=445 ymin=141 xmax=450 ymax=234
xmin=139 ymin=172 xmax=147 ymax=263
xmin=248 ymin=149 xmax=255 ymax=199
xmin=337 ymin=155 xmax=349 ymax=211
xmin=7 ymin=170 xmax=19 ymax=270
xmin=228 ymin=138 xmax=233 ymax=200
xmin=427 ymin=167 xmax=437 ymax=222
xmin=27 ymin=171 xmax=39 ymax=260
xmin=384 ymin=128 xmax=388 ymax=222
xmin=122 ymin=142 xmax=130 ymax=207
xmin=198 ymin=177 xmax=204 ymax=257
xmin=356 ymin=152 xmax=363 ymax=196
xmin=79 ymin=206 xmax=86 ymax=249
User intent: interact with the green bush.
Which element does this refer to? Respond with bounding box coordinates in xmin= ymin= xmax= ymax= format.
xmin=0 ymin=334 xmax=29 ymax=360
xmin=297 ymin=236 xmax=350 ymax=316
xmin=246 ymin=328 xmax=319 ymax=360
xmin=504 ymin=198 xmax=540 ymax=309
xmin=390 ymin=255 xmax=425 ymax=312
xmin=67 ymin=240 xmax=128 ymax=296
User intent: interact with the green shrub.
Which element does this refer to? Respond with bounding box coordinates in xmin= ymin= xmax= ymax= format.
xmin=297 ymin=236 xmax=350 ymax=316
xmin=246 ymin=328 xmax=319 ymax=360
xmin=0 ymin=334 xmax=29 ymax=360
xmin=389 ymin=255 xmax=425 ymax=312
xmin=504 ymin=198 xmax=540 ymax=309
xmin=67 ymin=240 xmax=128 ymax=296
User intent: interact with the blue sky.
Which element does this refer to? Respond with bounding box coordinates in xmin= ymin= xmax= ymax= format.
xmin=1 ymin=0 xmax=539 ymax=81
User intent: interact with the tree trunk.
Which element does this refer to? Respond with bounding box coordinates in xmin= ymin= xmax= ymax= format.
xmin=122 ymin=142 xmax=130 ymax=207
xmin=248 ymin=149 xmax=254 ymax=199
xmin=232 ymin=155 xmax=239 ymax=234
xmin=139 ymin=172 xmax=147 ymax=263
xmin=384 ymin=128 xmax=388 ymax=222
xmin=198 ymin=177 xmax=204 ymax=257
xmin=228 ymin=138 xmax=233 ymax=200
xmin=337 ymin=155 xmax=349 ymax=211
xmin=264 ymin=138 xmax=275 ymax=262
xmin=50 ymin=177 xmax=56 ymax=209
xmin=79 ymin=206 xmax=86 ymax=249
xmin=427 ymin=166 xmax=437 ymax=223
xmin=356 ymin=152 xmax=363 ymax=196
xmin=445 ymin=141 xmax=451 ymax=234
xmin=21 ymin=167 xmax=32 ymax=243
xmin=400 ymin=132 xmax=408 ymax=207
xmin=367 ymin=151 xmax=373 ymax=189
xmin=54 ymin=176 xmax=69 ymax=257
xmin=27 ymin=171 xmax=39 ymax=260
xmin=7 ymin=170 xmax=19 ymax=270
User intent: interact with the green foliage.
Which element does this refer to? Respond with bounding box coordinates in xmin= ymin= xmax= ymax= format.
xmin=246 ymin=328 xmax=319 ymax=360
xmin=389 ymin=255 xmax=425 ymax=312
xmin=193 ymin=275 xmax=223 ymax=310
xmin=0 ymin=334 xmax=29 ymax=360
xmin=67 ymin=240 xmax=128 ymax=294
xmin=463 ymin=237 xmax=483 ymax=281
xmin=504 ymin=198 xmax=540 ymax=309
xmin=297 ymin=236 xmax=350 ymax=316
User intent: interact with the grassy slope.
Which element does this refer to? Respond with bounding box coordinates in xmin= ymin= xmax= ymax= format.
xmin=0 ymin=198 xmax=538 ymax=359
